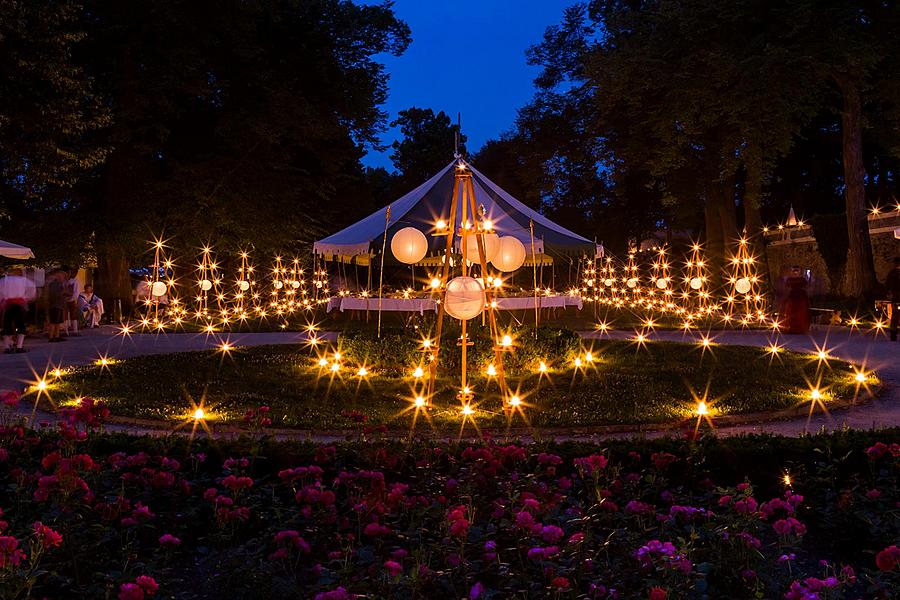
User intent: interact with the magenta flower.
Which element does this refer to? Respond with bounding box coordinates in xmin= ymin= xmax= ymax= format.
xmin=314 ymin=587 xmax=350 ymax=600
xmin=0 ymin=536 xmax=26 ymax=568
xmin=384 ymin=559 xmax=402 ymax=577
xmin=159 ymin=534 xmax=181 ymax=548
xmin=568 ymin=532 xmax=585 ymax=545
xmin=574 ymin=453 xmax=608 ymax=476
xmin=551 ymin=576 xmax=570 ymax=590
xmin=363 ymin=522 xmax=390 ymax=537
xmin=32 ymin=522 xmax=63 ymax=548
xmin=540 ymin=525 xmax=564 ymax=544
xmin=118 ymin=583 xmax=145 ymax=600
xmin=470 ymin=581 xmax=485 ymax=599
xmin=135 ymin=576 xmax=158 ymax=596
xmin=515 ymin=510 xmax=535 ymax=529
xmin=876 ymin=545 xmax=900 ymax=572
xmin=734 ymin=497 xmax=758 ymax=515
xmin=773 ymin=517 xmax=807 ymax=537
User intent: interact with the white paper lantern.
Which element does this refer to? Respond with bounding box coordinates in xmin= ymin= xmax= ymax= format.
xmin=656 ymin=278 xmax=668 ymax=289
xmin=604 ymin=278 xmax=613 ymax=287
xmin=151 ymin=281 xmax=168 ymax=297
xmin=626 ymin=278 xmax=638 ymax=289
xmin=444 ymin=276 xmax=485 ymax=321
xmin=238 ymin=280 xmax=251 ymax=292
xmin=273 ymin=280 xmax=284 ymax=290
xmin=735 ymin=277 xmax=752 ymax=295
xmin=689 ymin=277 xmax=703 ymax=290
xmin=462 ymin=232 xmax=500 ymax=264
xmin=391 ymin=227 xmax=428 ymax=264
xmin=200 ymin=279 xmax=213 ymax=292
xmin=491 ymin=236 xmax=527 ymax=272
xmin=292 ymin=280 xmax=301 ymax=289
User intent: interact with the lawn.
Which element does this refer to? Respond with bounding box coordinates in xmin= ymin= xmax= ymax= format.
xmin=48 ymin=330 xmax=866 ymax=430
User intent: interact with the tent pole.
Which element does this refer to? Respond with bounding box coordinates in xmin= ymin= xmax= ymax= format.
xmin=530 ymin=220 xmax=538 ymax=329
xmin=377 ymin=206 xmax=390 ymax=338
xmin=466 ymin=174 xmax=510 ymax=409
xmin=366 ymin=258 xmax=372 ymax=322
xmin=427 ymin=172 xmax=461 ymax=408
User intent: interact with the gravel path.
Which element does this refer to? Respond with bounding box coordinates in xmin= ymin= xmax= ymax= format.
xmin=1 ymin=325 xmax=896 ymax=440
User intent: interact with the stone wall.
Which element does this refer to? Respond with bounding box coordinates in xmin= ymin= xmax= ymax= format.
xmin=763 ymin=211 xmax=900 ymax=299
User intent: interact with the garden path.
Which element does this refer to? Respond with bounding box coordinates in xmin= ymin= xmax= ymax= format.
xmin=1 ymin=325 xmax=896 ymax=439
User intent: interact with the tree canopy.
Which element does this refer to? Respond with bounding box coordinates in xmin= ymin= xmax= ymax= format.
xmin=389 ymin=107 xmax=465 ymax=191
xmin=475 ymin=0 xmax=900 ymax=296
xmin=0 ymin=0 xmax=410 ymax=304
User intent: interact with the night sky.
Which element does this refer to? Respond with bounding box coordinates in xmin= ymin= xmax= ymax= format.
xmin=361 ymin=0 xmax=574 ymax=169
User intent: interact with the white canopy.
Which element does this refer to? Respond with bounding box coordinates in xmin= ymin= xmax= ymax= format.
xmin=314 ymin=159 xmax=600 ymax=262
xmin=0 ymin=239 xmax=34 ymax=260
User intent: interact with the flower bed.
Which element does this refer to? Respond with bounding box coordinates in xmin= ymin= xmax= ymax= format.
xmin=1 ymin=393 xmax=898 ymax=599
xmin=48 ymin=333 xmax=865 ymax=429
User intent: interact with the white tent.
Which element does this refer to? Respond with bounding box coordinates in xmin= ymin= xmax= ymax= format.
xmin=0 ymin=239 xmax=34 ymax=260
xmin=314 ymin=159 xmax=601 ymax=264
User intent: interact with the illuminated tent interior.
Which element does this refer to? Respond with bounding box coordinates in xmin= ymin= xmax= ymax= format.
xmin=313 ymin=159 xmax=600 ymax=268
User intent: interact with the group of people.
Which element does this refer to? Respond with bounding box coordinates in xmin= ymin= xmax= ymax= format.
xmin=0 ymin=268 xmax=104 ymax=353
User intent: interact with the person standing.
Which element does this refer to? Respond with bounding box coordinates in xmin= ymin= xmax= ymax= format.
xmin=782 ymin=266 xmax=810 ymax=334
xmin=886 ymin=256 xmax=900 ymax=342
xmin=63 ymin=269 xmax=81 ymax=336
xmin=46 ymin=270 xmax=66 ymax=342
xmin=0 ymin=267 xmax=35 ymax=353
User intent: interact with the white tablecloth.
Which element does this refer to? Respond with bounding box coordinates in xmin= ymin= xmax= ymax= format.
xmin=326 ymin=295 xmax=582 ymax=314
xmin=495 ymin=296 xmax=583 ymax=310
xmin=326 ymin=297 xmax=437 ymax=314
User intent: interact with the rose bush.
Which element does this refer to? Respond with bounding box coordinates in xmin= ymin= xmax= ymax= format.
xmin=0 ymin=394 xmax=897 ymax=598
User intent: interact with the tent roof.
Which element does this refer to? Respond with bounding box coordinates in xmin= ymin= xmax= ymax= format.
xmin=0 ymin=239 xmax=35 ymax=260
xmin=314 ymin=160 xmax=598 ymax=262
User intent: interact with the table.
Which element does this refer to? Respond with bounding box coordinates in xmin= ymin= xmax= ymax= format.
xmin=494 ymin=296 xmax=583 ymax=311
xmin=326 ymin=297 xmax=437 ymax=314
xmin=325 ymin=295 xmax=583 ymax=314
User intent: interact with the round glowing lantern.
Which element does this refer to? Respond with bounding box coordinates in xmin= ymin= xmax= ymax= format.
xmin=689 ymin=277 xmax=703 ymax=290
xmin=462 ymin=232 xmax=500 ymax=264
xmin=491 ymin=236 xmax=527 ymax=272
xmin=273 ymin=280 xmax=284 ymax=290
xmin=390 ymin=227 xmax=428 ymax=264
xmin=604 ymin=278 xmax=613 ymax=287
xmin=200 ymin=279 xmax=213 ymax=292
xmin=238 ymin=280 xmax=251 ymax=292
xmin=444 ymin=276 xmax=485 ymax=321
xmin=626 ymin=278 xmax=638 ymax=289
xmin=151 ymin=281 xmax=168 ymax=297
xmin=292 ymin=280 xmax=301 ymax=289
xmin=656 ymin=278 xmax=668 ymax=289
xmin=735 ymin=277 xmax=752 ymax=295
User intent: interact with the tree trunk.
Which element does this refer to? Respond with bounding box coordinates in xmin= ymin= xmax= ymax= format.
xmin=95 ymin=242 xmax=133 ymax=320
xmin=717 ymin=175 xmax=739 ymax=248
xmin=743 ymin=163 xmax=764 ymax=240
xmin=836 ymin=76 xmax=877 ymax=300
xmin=93 ymin=43 xmax=140 ymax=318
xmin=705 ymin=191 xmax=725 ymax=287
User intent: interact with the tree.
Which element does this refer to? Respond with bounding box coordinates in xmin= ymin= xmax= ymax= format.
xmin=66 ymin=0 xmax=410 ymax=308
xmin=389 ymin=107 xmax=464 ymax=189
xmin=0 ymin=0 xmax=108 ymax=262
xmin=780 ymin=0 xmax=900 ymax=298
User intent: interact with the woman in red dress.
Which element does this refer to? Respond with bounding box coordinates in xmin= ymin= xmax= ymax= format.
xmin=782 ymin=266 xmax=810 ymax=334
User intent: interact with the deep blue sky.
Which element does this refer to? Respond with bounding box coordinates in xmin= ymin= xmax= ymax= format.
xmin=361 ymin=0 xmax=574 ymax=170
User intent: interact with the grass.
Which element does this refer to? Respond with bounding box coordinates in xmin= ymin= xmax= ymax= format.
xmin=48 ymin=337 xmax=868 ymax=430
